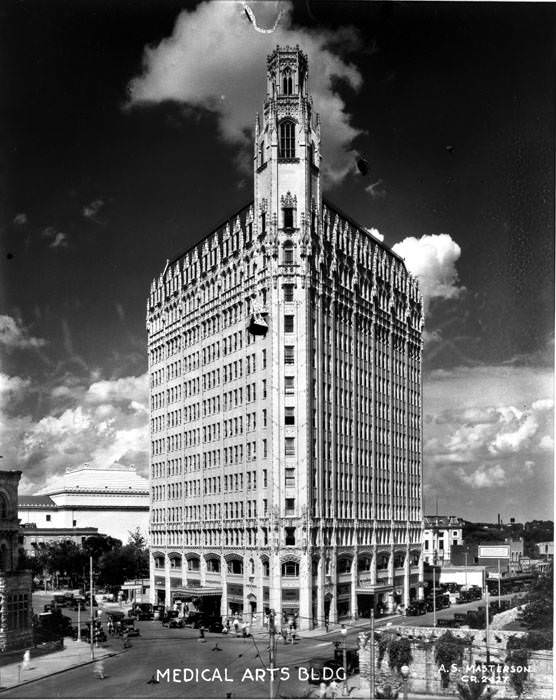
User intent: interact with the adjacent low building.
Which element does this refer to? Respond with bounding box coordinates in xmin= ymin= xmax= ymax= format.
xmin=0 ymin=470 xmax=33 ymax=652
xmin=18 ymin=463 xmax=149 ymax=545
xmin=423 ymin=515 xmax=465 ymax=565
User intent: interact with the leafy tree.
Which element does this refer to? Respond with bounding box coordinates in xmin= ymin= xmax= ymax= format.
xmin=456 ymin=678 xmax=494 ymax=700
xmin=127 ymin=527 xmax=146 ymax=549
xmin=434 ymin=631 xmax=469 ymax=688
xmin=387 ymin=637 xmax=412 ymax=673
xmin=83 ymin=535 xmax=121 ymax=560
xmin=518 ymin=566 xmax=553 ymax=634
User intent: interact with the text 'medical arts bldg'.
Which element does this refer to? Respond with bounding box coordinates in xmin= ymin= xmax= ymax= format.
xmin=147 ymin=46 xmax=423 ymax=629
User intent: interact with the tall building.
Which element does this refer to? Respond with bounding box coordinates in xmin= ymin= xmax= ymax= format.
xmin=423 ymin=514 xmax=465 ymax=565
xmin=147 ymin=46 xmax=423 ymax=629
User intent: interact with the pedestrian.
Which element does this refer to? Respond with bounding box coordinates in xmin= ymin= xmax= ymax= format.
xmin=325 ymin=618 xmax=329 ymax=633
xmin=199 ymin=625 xmax=206 ymax=642
xmin=123 ymin=630 xmax=130 ymax=649
xmin=317 ymin=682 xmax=327 ymax=698
xmin=94 ymin=660 xmax=105 ymax=680
xmin=22 ymin=650 xmax=30 ymax=670
xmin=107 ymin=619 xmax=113 ymax=636
xmin=241 ymin=621 xmax=247 ymax=638
xmin=244 ymin=623 xmax=250 ymax=637
xmin=233 ymin=616 xmax=240 ymax=635
xmin=327 ymin=679 xmax=339 ymax=698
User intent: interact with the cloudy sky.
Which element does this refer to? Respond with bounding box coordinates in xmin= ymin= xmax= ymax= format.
xmin=1 ymin=0 xmax=553 ymax=521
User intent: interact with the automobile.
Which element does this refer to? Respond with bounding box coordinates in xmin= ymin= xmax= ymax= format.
xmin=405 ymin=601 xmax=427 ymax=616
xmin=195 ymin=617 xmax=224 ymax=633
xmin=52 ymin=594 xmax=68 ymax=607
xmin=168 ymin=617 xmax=186 ymax=629
xmin=121 ymin=618 xmax=140 ymax=637
xmin=184 ymin=612 xmax=204 ymax=627
xmin=128 ymin=603 xmax=154 ymax=621
xmin=333 ymin=647 xmax=359 ymax=673
xmin=436 ymin=618 xmax=458 ymax=628
xmin=161 ymin=610 xmax=180 ymax=626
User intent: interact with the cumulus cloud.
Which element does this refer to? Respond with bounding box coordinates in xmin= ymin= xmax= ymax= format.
xmin=2 ymin=373 xmax=149 ymax=492
xmin=0 ymin=373 xmax=31 ymax=400
xmin=42 ymin=226 xmax=68 ymax=249
xmin=0 ymin=315 xmax=46 ymax=350
xmin=392 ymin=233 xmax=464 ymax=311
xmin=365 ymin=179 xmax=386 ymax=199
xmin=13 ymin=213 xmax=27 ymax=226
xmin=364 ymin=227 xmax=384 ymax=242
xmin=457 ymin=463 xmax=506 ymax=488
xmin=127 ymin=0 xmax=363 ymax=183
xmin=83 ymin=199 xmax=105 ymax=223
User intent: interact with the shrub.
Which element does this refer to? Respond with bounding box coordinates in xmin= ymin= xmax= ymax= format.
xmin=388 ymin=637 xmax=412 ymax=673
xmin=434 ymin=631 xmax=469 ymax=688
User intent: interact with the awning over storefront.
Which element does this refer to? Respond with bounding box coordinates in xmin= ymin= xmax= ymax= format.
xmin=172 ymin=587 xmax=222 ymax=599
xmin=355 ymin=583 xmax=393 ymax=595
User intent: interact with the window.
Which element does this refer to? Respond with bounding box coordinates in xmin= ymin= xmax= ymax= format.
xmin=72 ymin=519 xmax=77 ymax=527
xmin=282 ymin=561 xmax=299 ymax=577
xmin=46 ymin=514 xmax=51 ymax=522
xmin=282 ymin=69 xmax=293 ymax=95
xmin=285 ymin=468 xmax=295 ymax=487
xmin=284 ymin=315 xmax=294 ymax=332
xmin=285 ymin=407 xmax=295 ymax=425
xmin=188 ymin=558 xmax=200 ymax=571
xmin=285 ymin=376 xmax=294 ymax=394
xmin=284 ymin=346 xmax=295 ymax=364
xmin=283 ymin=244 xmax=294 ymax=264
xmin=262 ymin=559 xmax=270 ymax=576
xmin=227 ymin=559 xmax=243 ymax=575
xmin=283 ymin=284 xmax=294 ymax=302
xmin=283 ymin=208 xmax=294 ymax=229
xmin=279 ymin=121 xmax=295 ymax=159
xmin=206 ymin=558 xmax=220 ymax=572
xmin=285 ymin=526 xmax=296 ymax=544
xmin=285 ymin=437 xmax=295 ymax=456
xmin=261 ymin=212 xmax=266 ymax=234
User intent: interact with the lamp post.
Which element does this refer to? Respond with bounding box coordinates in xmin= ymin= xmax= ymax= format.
xmin=400 ymin=665 xmax=410 ymax=700
xmin=432 ymin=550 xmax=438 ymax=628
xmin=341 ymin=624 xmax=348 ymax=696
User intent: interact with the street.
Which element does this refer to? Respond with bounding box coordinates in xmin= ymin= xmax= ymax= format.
xmin=3 ymin=592 xmax=516 ymax=698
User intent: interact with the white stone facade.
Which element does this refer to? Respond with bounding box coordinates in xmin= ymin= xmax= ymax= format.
xmin=147 ymin=46 xmax=423 ymax=629
xmin=18 ymin=464 xmax=149 ymax=544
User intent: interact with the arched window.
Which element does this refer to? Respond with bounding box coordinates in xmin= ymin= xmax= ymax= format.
xmin=279 ymin=121 xmax=295 ymax=159
xmin=206 ymin=557 xmax=220 ymax=572
xmin=282 ymin=69 xmax=293 ymax=95
xmin=282 ymin=561 xmax=299 ymax=577
xmin=187 ymin=557 xmax=200 ymax=571
xmin=283 ymin=242 xmax=294 ymax=264
xmin=259 ymin=141 xmax=264 ymax=167
xmin=262 ymin=559 xmax=270 ymax=577
xmin=0 ymin=495 xmax=7 ymax=519
xmin=227 ymin=558 xmax=243 ymax=575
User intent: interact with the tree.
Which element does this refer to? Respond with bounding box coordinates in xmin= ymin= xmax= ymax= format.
xmin=127 ymin=527 xmax=146 ymax=549
xmin=83 ymin=535 xmax=122 ymax=560
xmin=518 ymin=566 xmax=553 ymax=634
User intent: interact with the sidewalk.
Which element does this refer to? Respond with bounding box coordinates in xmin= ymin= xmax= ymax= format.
xmin=0 ymin=640 xmax=117 ymax=691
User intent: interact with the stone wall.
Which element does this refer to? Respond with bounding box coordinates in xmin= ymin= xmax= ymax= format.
xmin=358 ymin=626 xmax=553 ymax=699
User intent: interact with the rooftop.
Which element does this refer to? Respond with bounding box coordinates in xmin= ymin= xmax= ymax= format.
xmin=33 ymin=463 xmax=149 ymax=496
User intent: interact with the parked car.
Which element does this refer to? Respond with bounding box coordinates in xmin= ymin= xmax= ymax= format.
xmin=71 ymin=596 xmax=98 ymax=611
xmin=306 ymin=658 xmax=345 ymax=685
xmin=195 ymin=616 xmax=224 ymax=633
xmin=405 ymin=601 xmax=427 ymax=616
xmin=128 ymin=603 xmax=154 ymax=621
xmin=121 ymin=618 xmax=140 ymax=637
xmin=161 ymin=610 xmax=180 ymax=626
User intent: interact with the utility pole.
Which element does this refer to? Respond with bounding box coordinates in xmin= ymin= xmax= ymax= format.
xmin=485 ymin=588 xmax=490 ymax=666
xmin=268 ymin=610 xmax=275 ymax=700
xmin=89 ymin=556 xmax=95 ymax=660
xmin=369 ymin=608 xmax=375 ymax=700
xmin=432 ymin=550 xmax=437 ymax=628
xmin=497 ymin=559 xmax=501 ymax=605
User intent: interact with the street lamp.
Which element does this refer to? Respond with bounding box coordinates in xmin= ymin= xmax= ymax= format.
xmin=341 ymin=624 xmax=348 ymax=696
xmin=400 ymin=665 xmax=410 ymax=700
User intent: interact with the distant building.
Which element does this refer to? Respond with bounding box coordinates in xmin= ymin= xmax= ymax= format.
xmin=536 ymin=541 xmax=554 ymax=559
xmin=478 ymin=538 xmax=524 ymax=577
xmin=0 ymin=470 xmax=33 ymax=652
xmin=423 ymin=515 xmax=465 ymax=565
xmin=19 ymin=522 xmax=99 ymax=555
xmin=18 ymin=463 xmax=149 ymax=544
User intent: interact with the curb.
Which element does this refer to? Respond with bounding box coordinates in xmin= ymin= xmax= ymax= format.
xmin=0 ymin=649 xmax=122 ymax=693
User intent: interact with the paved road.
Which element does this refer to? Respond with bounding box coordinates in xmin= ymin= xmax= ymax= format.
xmin=8 ymin=593 xmax=516 ymax=698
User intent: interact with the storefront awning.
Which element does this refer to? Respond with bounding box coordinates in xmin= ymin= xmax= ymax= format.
xmin=355 ymin=584 xmax=393 ymax=595
xmin=172 ymin=587 xmax=222 ymax=598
